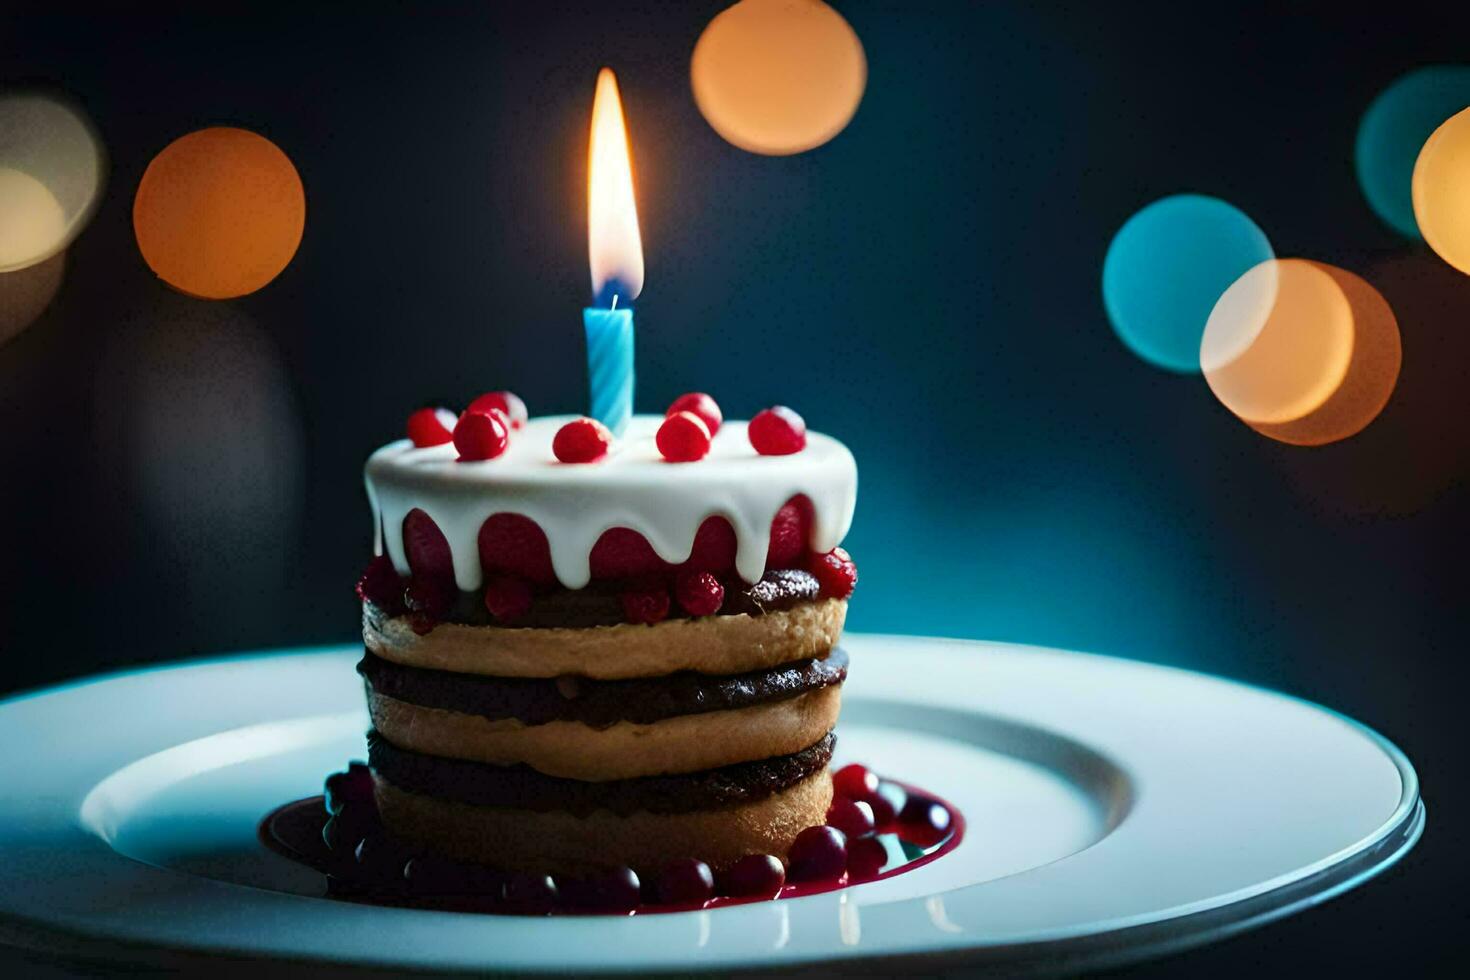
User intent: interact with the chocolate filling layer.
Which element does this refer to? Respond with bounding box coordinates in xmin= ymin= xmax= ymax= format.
xmin=368 ymin=729 xmax=835 ymax=816
xmin=414 ymin=568 xmax=824 ymax=629
xmin=358 ymin=648 xmax=847 ymax=729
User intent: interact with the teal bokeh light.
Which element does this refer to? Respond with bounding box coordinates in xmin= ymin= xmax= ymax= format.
xmin=1356 ymin=65 xmax=1470 ymax=240
xmin=1102 ymin=194 xmax=1273 ymax=374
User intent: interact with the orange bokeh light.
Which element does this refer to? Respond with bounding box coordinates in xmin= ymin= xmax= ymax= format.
xmin=1413 ymin=105 xmax=1470 ymax=277
xmin=133 ymin=127 xmax=304 ymax=300
xmin=1248 ymin=264 xmax=1401 ymax=447
xmin=1202 ymin=259 xmax=1353 ymax=426
xmin=691 ymin=0 xmax=866 ymax=156
xmin=1270 ymin=252 xmax=1467 ymax=516
xmin=1202 ymin=259 xmax=1401 ymax=446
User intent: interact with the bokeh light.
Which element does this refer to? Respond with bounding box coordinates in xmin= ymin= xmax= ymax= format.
xmin=1247 ymin=264 xmax=1401 ymax=446
xmin=0 ymin=169 xmax=65 ymax=270
xmin=1412 ymin=106 xmax=1470 ymax=277
xmin=1267 ymin=252 xmax=1470 ymax=515
xmin=133 ymin=127 xmax=305 ymax=299
xmin=691 ymin=0 xmax=867 ymax=156
xmin=1202 ymin=259 xmax=1353 ymax=427
xmin=1356 ymin=65 xmax=1470 ymax=240
xmin=0 ymin=250 xmax=65 ymax=345
xmin=0 ymin=92 xmax=105 ymax=272
xmin=1102 ymin=194 xmax=1274 ymax=373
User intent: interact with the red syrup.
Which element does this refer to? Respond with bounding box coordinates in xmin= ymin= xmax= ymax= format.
xmin=259 ymin=763 xmax=966 ymax=917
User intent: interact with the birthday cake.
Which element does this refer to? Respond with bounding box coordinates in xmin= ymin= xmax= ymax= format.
xmin=354 ymin=393 xmax=858 ymax=879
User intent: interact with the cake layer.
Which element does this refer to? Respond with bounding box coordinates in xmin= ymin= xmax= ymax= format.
xmin=365 ymin=415 xmax=858 ymax=590
xmin=373 ymin=768 xmax=834 ymax=876
xmin=364 ymin=598 xmax=847 ymax=680
xmin=357 ymin=648 xmax=847 ymax=727
xmin=366 ymin=685 xmax=842 ymax=780
xmin=366 ymin=729 xmax=836 ymax=817
xmin=428 ymin=568 xmax=823 ymax=629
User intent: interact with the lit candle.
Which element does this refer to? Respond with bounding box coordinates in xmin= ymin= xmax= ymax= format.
xmin=585 ymin=67 xmax=644 ymax=438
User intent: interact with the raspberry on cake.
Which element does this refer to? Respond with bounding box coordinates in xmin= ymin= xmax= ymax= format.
xmin=358 ymin=411 xmax=858 ymax=877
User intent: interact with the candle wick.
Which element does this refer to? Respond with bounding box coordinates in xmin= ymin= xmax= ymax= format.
xmin=610 ymin=294 xmax=620 ymax=311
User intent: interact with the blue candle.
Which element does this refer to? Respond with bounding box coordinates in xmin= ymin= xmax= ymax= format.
xmin=586 ymin=67 xmax=644 ymax=441
xmin=584 ymin=302 xmax=633 ymax=437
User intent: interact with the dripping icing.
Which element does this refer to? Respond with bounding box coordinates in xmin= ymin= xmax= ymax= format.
xmin=365 ymin=415 xmax=858 ymax=591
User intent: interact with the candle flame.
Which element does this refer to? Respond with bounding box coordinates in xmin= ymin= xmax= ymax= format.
xmin=588 ymin=68 xmax=644 ymax=305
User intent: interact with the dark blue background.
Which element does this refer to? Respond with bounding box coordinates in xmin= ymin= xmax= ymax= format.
xmin=1 ymin=3 xmax=1464 ymax=975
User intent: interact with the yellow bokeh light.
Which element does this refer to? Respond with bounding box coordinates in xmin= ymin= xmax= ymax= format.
xmin=1202 ymin=259 xmax=1354 ymax=426
xmin=0 ymin=92 xmax=106 ymax=272
xmin=691 ymin=0 xmax=867 ymax=156
xmin=0 ymin=168 xmax=66 ymax=272
xmin=133 ymin=127 xmax=305 ymax=300
xmin=1412 ymin=105 xmax=1470 ymax=276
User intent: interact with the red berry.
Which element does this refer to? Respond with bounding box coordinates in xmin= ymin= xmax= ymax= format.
xmin=501 ymin=873 xmax=558 ymax=911
xmin=767 ymin=497 xmax=811 ymax=569
xmin=788 ymin=825 xmax=848 ymax=882
xmin=483 ymin=576 xmax=532 ymax=623
xmin=666 ymin=392 xmax=722 ymax=436
xmin=720 ymin=854 xmax=785 ymax=897
xmin=833 ymin=763 xmax=879 ymax=800
xmin=846 ymin=836 xmax=889 ymax=879
xmin=406 ymin=407 xmax=457 ymax=447
xmin=655 ymin=859 xmax=715 ymax=905
xmin=403 ymin=576 xmax=453 ymax=627
xmin=560 ymin=866 xmax=641 ymax=911
xmin=401 ymin=509 xmax=453 ymax=587
xmin=826 ymin=798 xmax=876 ymax=839
xmin=899 ymin=795 xmax=953 ymax=847
xmin=353 ymin=834 xmax=410 ymax=880
xmin=355 ymin=556 xmax=404 ymax=612
xmin=321 ymin=791 xmax=381 ymax=853
xmin=453 ymin=410 xmax=509 ymax=461
xmin=865 ymin=783 xmax=903 ymax=829
xmin=467 ymin=391 xmax=528 ymax=429
xmin=402 ymin=581 xmax=452 ymax=637
xmin=808 ymin=546 xmax=858 ymax=599
xmin=685 ymin=517 xmax=737 ymax=573
xmin=322 ymin=810 xmax=353 ymax=847
xmin=482 ymin=406 xmax=512 ymax=433
xmin=404 ymin=855 xmax=480 ymax=896
xmin=598 ymin=866 xmax=643 ymax=911
xmin=657 ymin=410 xmax=712 ymax=462
xmin=462 ymin=864 xmax=509 ymax=897
xmin=324 ymin=764 xmax=374 ymax=814
xmin=590 ymin=528 xmax=669 ymax=580
xmin=620 ymin=583 xmax=670 ymax=624
xmin=478 ymin=514 xmax=557 ymax=586
xmin=749 ymin=406 xmax=807 ymax=455
xmin=675 ymin=569 xmax=725 ymax=617
xmin=553 ymin=416 xmax=613 ymax=463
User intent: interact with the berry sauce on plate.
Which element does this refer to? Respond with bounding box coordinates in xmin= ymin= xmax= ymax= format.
xmin=260 ymin=762 xmax=965 ymax=916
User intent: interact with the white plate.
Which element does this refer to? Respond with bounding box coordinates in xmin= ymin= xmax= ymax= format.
xmin=0 ymin=636 xmax=1422 ymax=974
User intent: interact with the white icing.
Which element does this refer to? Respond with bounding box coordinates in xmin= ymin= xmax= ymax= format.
xmin=365 ymin=415 xmax=858 ymax=591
